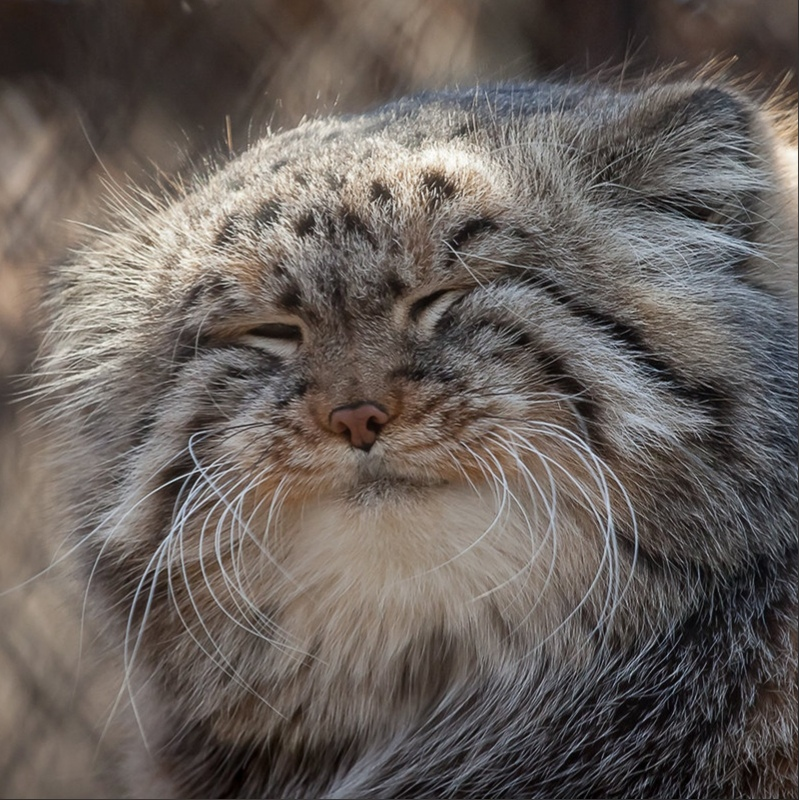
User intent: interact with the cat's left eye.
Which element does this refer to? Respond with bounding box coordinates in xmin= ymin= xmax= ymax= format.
xmin=408 ymin=288 xmax=467 ymax=333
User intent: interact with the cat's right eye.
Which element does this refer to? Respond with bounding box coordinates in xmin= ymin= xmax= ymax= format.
xmin=246 ymin=323 xmax=303 ymax=341
xmin=239 ymin=321 xmax=304 ymax=355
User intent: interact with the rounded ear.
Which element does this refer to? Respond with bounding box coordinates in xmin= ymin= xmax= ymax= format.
xmin=591 ymin=85 xmax=763 ymax=233
xmin=588 ymin=83 xmax=796 ymax=296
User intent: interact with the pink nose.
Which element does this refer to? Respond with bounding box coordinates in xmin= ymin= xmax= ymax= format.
xmin=329 ymin=402 xmax=390 ymax=451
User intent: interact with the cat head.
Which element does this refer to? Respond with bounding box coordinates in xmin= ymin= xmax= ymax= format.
xmin=36 ymin=81 xmax=797 ymax=671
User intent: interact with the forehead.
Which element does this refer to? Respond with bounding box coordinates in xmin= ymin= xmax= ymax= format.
xmin=172 ymin=121 xmax=521 ymax=308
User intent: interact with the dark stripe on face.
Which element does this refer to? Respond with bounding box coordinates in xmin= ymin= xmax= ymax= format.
xmin=181 ymin=275 xmax=232 ymax=310
xmin=391 ymin=361 xmax=460 ymax=384
xmin=147 ymin=449 xmax=203 ymax=541
xmin=274 ymin=378 xmax=310 ymax=408
xmin=468 ymin=318 xmax=531 ymax=348
xmin=89 ymin=538 xmax=170 ymax=631
xmin=645 ymin=192 xmax=758 ymax=247
xmin=161 ymin=719 xmax=359 ymax=799
xmin=448 ymin=218 xmax=499 ymax=250
xmin=531 ymin=275 xmax=733 ymax=422
xmin=408 ymin=289 xmax=453 ymax=323
xmin=183 ymin=408 xmax=225 ymax=437
xmin=173 ymin=330 xmax=213 ymax=365
xmin=131 ymin=409 xmax=158 ymax=449
xmin=536 ymin=349 xmax=603 ymax=449
xmin=444 ymin=218 xmax=499 ymax=263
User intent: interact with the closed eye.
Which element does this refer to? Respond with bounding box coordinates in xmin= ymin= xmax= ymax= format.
xmin=246 ymin=322 xmax=302 ymax=341
xmin=408 ymin=288 xmax=468 ymax=334
xmin=409 ymin=289 xmax=453 ymax=321
xmin=240 ymin=321 xmax=304 ymax=355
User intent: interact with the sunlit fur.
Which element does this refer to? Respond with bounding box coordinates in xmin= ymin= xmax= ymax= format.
xmin=34 ymin=77 xmax=797 ymax=798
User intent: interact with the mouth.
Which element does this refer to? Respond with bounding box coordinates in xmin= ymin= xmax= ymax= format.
xmin=348 ymin=457 xmax=449 ymax=503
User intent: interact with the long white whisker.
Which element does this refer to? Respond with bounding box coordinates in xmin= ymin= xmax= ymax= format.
xmin=167 ymin=469 xmax=285 ymax=716
xmin=473 ymin=432 xmax=558 ymax=607
xmin=495 ymin=419 xmax=638 ymax=642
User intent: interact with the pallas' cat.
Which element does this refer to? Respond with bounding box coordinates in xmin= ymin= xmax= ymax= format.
xmin=36 ymin=78 xmax=798 ymax=798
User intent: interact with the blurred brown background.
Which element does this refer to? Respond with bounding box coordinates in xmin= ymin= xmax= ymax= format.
xmin=0 ymin=1 xmax=796 ymax=797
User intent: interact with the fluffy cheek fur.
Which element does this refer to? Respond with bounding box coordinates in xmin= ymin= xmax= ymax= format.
xmin=111 ymin=480 xmax=617 ymax=741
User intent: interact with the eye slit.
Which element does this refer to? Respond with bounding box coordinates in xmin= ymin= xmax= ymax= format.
xmin=408 ymin=289 xmax=453 ymax=322
xmin=246 ymin=322 xmax=302 ymax=341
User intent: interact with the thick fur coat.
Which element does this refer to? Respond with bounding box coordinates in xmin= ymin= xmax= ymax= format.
xmin=36 ymin=79 xmax=797 ymax=798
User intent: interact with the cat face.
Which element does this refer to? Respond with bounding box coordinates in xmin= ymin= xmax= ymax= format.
xmin=168 ymin=145 xmax=588 ymax=505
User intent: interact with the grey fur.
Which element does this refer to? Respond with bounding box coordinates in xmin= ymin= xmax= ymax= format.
xmin=35 ymin=78 xmax=797 ymax=798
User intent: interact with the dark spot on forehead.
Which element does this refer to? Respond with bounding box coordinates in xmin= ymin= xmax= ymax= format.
xmin=422 ymin=171 xmax=458 ymax=210
xmin=294 ymin=171 xmax=309 ymax=187
xmin=325 ymin=172 xmax=345 ymax=191
xmin=270 ymin=158 xmax=290 ymax=172
xmin=319 ymin=210 xmax=338 ymax=240
xmin=318 ymin=264 xmax=347 ymax=311
xmin=294 ymin=211 xmax=316 ymax=238
xmin=214 ymin=215 xmax=240 ymax=248
xmin=255 ymin=199 xmax=283 ymax=228
xmin=370 ymin=181 xmax=393 ymax=204
xmin=343 ymin=211 xmax=376 ymax=247
xmin=385 ymin=273 xmax=407 ymax=296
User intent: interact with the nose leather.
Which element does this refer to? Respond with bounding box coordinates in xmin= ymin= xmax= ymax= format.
xmin=329 ymin=402 xmax=390 ymax=451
